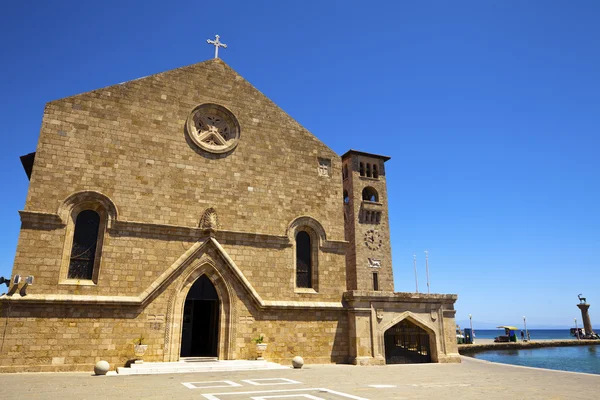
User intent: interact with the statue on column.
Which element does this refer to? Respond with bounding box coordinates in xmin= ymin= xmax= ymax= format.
xmin=577 ymin=294 xmax=599 ymax=339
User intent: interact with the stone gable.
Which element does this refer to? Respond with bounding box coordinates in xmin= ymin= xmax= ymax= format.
xmin=27 ymin=59 xmax=343 ymax=239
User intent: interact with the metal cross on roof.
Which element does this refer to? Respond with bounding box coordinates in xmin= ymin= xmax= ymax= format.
xmin=207 ymin=35 xmax=227 ymax=59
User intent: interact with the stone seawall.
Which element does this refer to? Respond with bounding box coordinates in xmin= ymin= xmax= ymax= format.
xmin=458 ymin=339 xmax=600 ymax=354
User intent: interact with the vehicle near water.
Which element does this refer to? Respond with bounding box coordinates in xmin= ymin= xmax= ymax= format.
xmin=570 ymin=327 xmax=585 ymax=337
xmin=570 ymin=327 xmax=600 ymax=340
xmin=494 ymin=325 xmax=518 ymax=342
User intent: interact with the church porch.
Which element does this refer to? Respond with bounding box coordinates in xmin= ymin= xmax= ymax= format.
xmin=344 ymin=291 xmax=461 ymax=366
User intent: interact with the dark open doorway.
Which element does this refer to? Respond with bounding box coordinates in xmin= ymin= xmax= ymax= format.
xmin=180 ymin=275 xmax=220 ymax=358
xmin=384 ymin=319 xmax=432 ymax=364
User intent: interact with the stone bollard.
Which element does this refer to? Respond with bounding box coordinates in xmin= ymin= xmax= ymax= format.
xmin=292 ymin=356 xmax=304 ymax=369
xmin=94 ymin=360 xmax=110 ymax=375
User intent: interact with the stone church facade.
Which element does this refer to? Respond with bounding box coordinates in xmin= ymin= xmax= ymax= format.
xmin=0 ymin=59 xmax=459 ymax=372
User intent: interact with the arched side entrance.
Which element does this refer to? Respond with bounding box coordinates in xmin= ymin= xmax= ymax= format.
xmin=384 ymin=319 xmax=432 ymax=364
xmin=180 ymin=275 xmax=220 ymax=357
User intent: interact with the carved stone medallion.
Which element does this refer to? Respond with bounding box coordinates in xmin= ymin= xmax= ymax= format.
xmin=368 ymin=258 xmax=381 ymax=268
xmin=317 ymin=158 xmax=331 ymax=177
xmin=430 ymin=309 xmax=438 ymax=321
xmin=200 ymin=207 xmax=218 ymax=231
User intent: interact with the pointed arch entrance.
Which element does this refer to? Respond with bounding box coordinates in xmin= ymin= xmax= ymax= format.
xmin=165 ymin=259 xmax=235 ymax=362
xmin=180 ymin=275 xmax=220 ymax=357
xmin=384 ymin=318 xmax=433 ymax=364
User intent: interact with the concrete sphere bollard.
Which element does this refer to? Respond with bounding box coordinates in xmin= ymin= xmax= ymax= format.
xmin=94 ymin=360 xmax=110 ymax=375
xmin=292 ymin=356 xmax=304 ymax=369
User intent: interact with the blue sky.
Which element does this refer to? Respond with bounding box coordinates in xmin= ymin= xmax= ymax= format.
xmin=1 ymin=1 xmax=598 ymax=329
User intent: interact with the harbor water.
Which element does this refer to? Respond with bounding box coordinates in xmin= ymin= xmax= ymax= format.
xmin=469 ymin=330 xmax=600 ymax=375
xmin=471 ymin=345 xmax=600 ymax=375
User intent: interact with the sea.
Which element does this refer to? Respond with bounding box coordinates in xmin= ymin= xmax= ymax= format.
xmin=469 ymin=329 xmax=600 ymax=375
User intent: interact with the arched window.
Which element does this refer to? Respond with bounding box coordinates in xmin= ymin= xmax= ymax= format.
xmin=366 ymin=164 xmax=372 ymax=178
xmin=68 ymin=210 xmax=101 ymax=280
xmin=362 ymin=187 xmax=379 ymax=202
xmin=58 ymin=191 xmax=113 ymax=284
xmin=296 ymin=231 xmax=312 ymax=288
xmin=343 ymin=190 xmax=350 ymax=204
xmin=359 ymin=162 xmax=365 ymax=176
xmin=373 ymin=164 xmax=379 ymax=179
xmin=343 ymin=165 xmax=348 ymax=180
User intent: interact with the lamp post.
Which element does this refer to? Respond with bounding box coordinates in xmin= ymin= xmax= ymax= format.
xmin=469 ymin=314 xmax=473 ymax=344
xmin=575 ymin=318 xmax=580 ymax=340
xmin=523 ymin=316 xmax=528 ymax=342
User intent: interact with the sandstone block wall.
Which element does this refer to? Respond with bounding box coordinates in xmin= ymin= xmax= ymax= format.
xmin=1 ymin=240 xmax=349 ymax=373
xmin=25 ymin=59 xmax=344 ymax=241
xmin=7 ymin=57 xmax=348 ymax=304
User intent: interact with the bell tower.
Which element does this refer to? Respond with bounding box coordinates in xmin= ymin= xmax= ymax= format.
xmin=342 ymin=150 xmax=394 ymax=292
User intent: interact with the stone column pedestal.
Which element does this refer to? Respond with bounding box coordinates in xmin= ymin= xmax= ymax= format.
xmin=577 ymin=303 xmax=593 ymax=335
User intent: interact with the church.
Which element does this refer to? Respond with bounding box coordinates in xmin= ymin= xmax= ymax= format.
xmin=0 ymin=50 xmax=460 ymax=372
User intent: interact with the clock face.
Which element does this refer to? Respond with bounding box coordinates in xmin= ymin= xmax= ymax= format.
xmin=364 ymin=229 xmax=382 ymax=250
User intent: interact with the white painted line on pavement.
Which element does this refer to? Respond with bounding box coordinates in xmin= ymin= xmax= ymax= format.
xmin=404 ymin=383 xmax=471 ymax=388
xmin=201 ymin=388 xmax=369 ymax=400
xmin=324 ymin=388 xmax=370 ymax=400
xmin=250 ymin=395 xmax=324 ymax=400
xmin=182 ymin=380 xmax=242 ymax=389
xmin=242 ymin=378 xmax=302 ymax=386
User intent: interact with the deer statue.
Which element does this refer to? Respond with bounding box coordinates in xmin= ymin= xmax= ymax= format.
xmin=578 ymin=294 xmax=587 ymax=304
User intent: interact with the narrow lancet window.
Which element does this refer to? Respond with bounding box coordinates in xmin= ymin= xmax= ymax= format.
xmin=373 ymin=164 xmax=379 ymax=178
xmin=366 ymin=164 xmax=372 ymax=178
xmin=373 ymin=272 xmax=379 ymax=291
xmin=359 ymin=162 xmax=365 ymax=176
xmin=68 ymin=210 xmax=101 ymax=280
xmin=296 ymin=231 xmax=312 ymax=288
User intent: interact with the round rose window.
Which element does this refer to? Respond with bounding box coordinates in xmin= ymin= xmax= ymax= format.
xmin=186 ymin=104 xmax=240 ymax=154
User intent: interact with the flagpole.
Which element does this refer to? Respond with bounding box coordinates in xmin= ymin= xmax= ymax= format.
xmin=413 ymin=254 xmax=419 ymax=293
xmin=425 ymin=250 xmax=430 ymax=294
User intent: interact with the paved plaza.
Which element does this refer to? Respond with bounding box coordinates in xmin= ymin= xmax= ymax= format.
xmin=1 ymin=357 xmax=599 ymax=399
